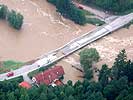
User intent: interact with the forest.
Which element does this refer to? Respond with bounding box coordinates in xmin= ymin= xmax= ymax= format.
xmin=0 ymin=49 xmax=132 ymax=100
xmin=80 ymin=0 xmax=133 ymax=14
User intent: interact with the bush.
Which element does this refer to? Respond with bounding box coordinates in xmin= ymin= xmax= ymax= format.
xmin=0 ymin=5 xmax=8 ymax=19
xmin=7 ymin=10 xmax=23 ymax=30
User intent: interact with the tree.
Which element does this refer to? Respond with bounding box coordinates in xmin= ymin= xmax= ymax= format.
xmin=111 ymin=49 xmax=127 ymax=79
xmin=68 ymin=95 xmax=75 ymax=100
xmin=67 ymin=80 xmax=73 ymax=86
xmin=103 ymin=84 xmax=117 ymax=100
xmin=80 ymin=48 xmax=100 ymax=70
xmin=84 ymin=69 xmax=93 ymax=80
xmin=39 ymin=93 xmax=47 ymax=100
xmin=70 ymin=7 xmax=86 ymax=25
xmin=123 ymin=60 xmax=133 ymax=82
xmin=116 ymin=89 xmax=128 ymax=100
xmin=19 ymin=94 xmax=29 ymax=100
xmin=7 ymin=92 xmax=16 ymax=100
xmin=87 ymin=92 xmax=106 ymax=100
xmin=87 ymin=82 xmax=102 ymax=93
xmin=0 ymin=5 xmax=8 ymax=19
xmin=123 ymin=93 xmax=133 ymax=100
xmin=98 ymin=64 xmax=111 ymax=87
xmin=7 ymin=10 xmax=23 ymax=30
xmin=103 ymin=76 xmax=128 ymax=100
xmin=65 ymin=86 xmax=74 ymax=96
xmin=47 ymin=0 xmax=86 ymax=25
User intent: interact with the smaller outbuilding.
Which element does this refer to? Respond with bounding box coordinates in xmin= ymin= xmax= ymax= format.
xmin=19 ymin=81 xmax=31 ymax=89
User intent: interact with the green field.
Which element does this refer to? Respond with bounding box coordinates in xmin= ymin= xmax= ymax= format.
xmin=0 ymin=60 xmax=24 ymax=74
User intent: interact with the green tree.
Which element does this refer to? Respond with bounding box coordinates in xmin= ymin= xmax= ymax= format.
xmin=84 ymin=69 xmax=93 ymax=80
xmin=0 ymin=5 xmax=8 ymax=19
xmin=103 ymin=76 xmax=128 ymax=100
xmin=67 ymin=80 xmax=73 ymax=86
xmin=116 ymin=89 xmax=128 ymax=100
xmin=7 ymin=10 xmax=23 ymax=30
xmin=47 ymin=0 xmax=86 ymax=25
xmin=121 ymin=60 xmax=133 ymax=82
xmin=7 ymin=92 xmax=16 ymax=100
xmin=19 ymin=94 xmax=29 ymax=100
xmin=80 ymin=48 xmax=100 ymax=70
xmin=87 ymin=92 xmax=106 ymax=100
xmin=98 ymin=64 xmax=111 ymax=87
xmin=39 ymin=93 xmax=47 ymax=100
xmin=68 ymin=95 xmax=75 ymax=100
xmin=112 ymin=49 xmax=127 ymax=79
xmin=65 ymin=86 xmax=74 ymax=96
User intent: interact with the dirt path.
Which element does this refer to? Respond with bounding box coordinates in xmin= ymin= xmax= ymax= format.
xmin=0 ymin=0 xmax=95 ymax=61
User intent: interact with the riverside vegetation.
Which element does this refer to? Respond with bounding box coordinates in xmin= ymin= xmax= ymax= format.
xmin=0 ymin=4 xmax=23 ymax=30
xmin=47 ymin=0 xmax=105 ymax=25
xmin=79 ymin=0 xmax=133 ymax=14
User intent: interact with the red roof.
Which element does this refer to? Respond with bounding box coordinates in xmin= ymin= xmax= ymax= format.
xmin=54 ymin=80 xmax=63 ymax=86
xmin=52 ymin=65 xmax=65 ymax=76
xmin=34 ymin=66 xmax=64 ymax=85
xmin=19 ymin=81 xmax=31 ymax=89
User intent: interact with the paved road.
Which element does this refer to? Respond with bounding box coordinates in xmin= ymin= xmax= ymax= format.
xmin=74 ymin=2 xmax=118 ymax=23
xmin=0 ymin=13 xmax=133 ymax=81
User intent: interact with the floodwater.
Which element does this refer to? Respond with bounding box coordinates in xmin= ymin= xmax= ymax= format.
xmin=88 ymin=25 xmax=133 ymax=68
xmin=0 ymin=0 xmax=95 ymax=62
xmin=58 ymin=60 xmax=83 ymax=84
xmin=62 ymin=26 xmax=133 ymax=82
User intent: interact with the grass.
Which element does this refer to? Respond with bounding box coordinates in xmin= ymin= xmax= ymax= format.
xmin=79 ymin=9 xmax=105 ymax=26
xmin=0 ymin=60 xmax=24 ymax=74
xmin=86 ymin=18 xmax=105 ymax=26
xmin=81 ymin=9 xmax=94 ymax=16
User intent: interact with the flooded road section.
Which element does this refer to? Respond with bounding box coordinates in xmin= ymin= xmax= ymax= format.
xmin=0 ymin=0 xmax=95 ymax=61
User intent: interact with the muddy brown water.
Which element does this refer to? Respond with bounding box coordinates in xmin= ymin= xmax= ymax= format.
xmin=62 ymin=26 xmax=133 ymax=82
xmin=0 ymin=0 xmax=95 ymax=62
xmin=89 ymin=26 xmax=133 ymax=69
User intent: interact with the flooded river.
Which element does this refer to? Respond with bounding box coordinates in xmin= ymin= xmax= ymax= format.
xmin=0 ymin=0 xmax=95 ymax=61
xmin=89 ymin=25 xmax=133 ymax=68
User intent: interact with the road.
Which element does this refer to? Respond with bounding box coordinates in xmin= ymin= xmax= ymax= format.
xmin=73 ymin=2 xmax=118 ymax=23
xmin=0 ymin=13 xmax=133 ymax=81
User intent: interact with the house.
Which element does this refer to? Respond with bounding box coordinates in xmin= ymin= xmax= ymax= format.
xmin=19 ymin=81 xmax=31 ymax=89
xmin=32 ymin=66 xmax=64 ymax=86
